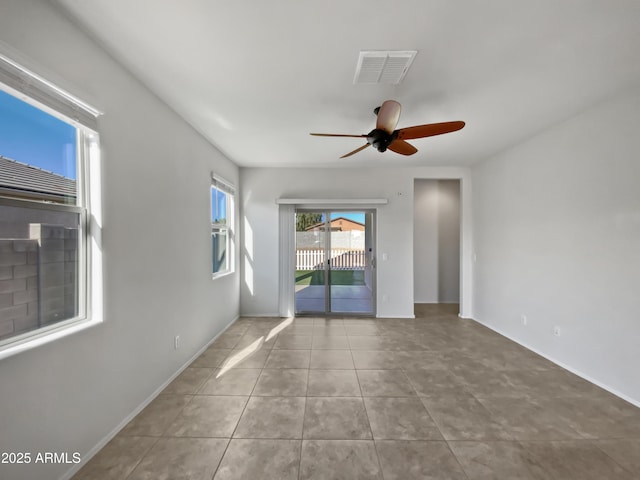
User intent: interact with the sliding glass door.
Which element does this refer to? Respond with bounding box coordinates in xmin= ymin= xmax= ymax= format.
xmin=294 ymin=211 xmax=327 ymax=312
xmin=295 ymin=210 xmax=375 ymax=315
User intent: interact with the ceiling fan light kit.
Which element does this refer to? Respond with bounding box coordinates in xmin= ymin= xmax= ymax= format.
xmin=310 ymin=100 xmax=465 ymax=158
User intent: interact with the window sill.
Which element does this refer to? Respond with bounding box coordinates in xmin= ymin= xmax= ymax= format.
xmin=0 ymin=316 xmax=102 ymax=361
xmin=212 ymin=270 xmax=235 ymax=281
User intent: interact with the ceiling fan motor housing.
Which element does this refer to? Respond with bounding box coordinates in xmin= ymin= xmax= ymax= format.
xmin=367 ymin=128 xmax=396 ymax=152
xmin=310 ymin=100 xmax=464 ymax=158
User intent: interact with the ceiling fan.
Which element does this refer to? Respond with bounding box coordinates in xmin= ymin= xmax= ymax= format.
xmin=310 ymin=100 xmax=465 ymax=158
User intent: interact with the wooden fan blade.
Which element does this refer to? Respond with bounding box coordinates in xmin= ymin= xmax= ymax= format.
xmin=388 ymin=139 xmax=418 ymax=156
xmin=340 ymin=143 xmax=370 ymax=158
xmin=310 ymin=133 xmax=367 ymax=138
xmin=396 ymin=121 xmax=465 ymax=140
xmin=376 ymin=100 xmax=402 ymax=134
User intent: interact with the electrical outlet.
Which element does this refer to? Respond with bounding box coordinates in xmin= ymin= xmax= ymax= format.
xmin=553 ymin=326 xmax=561 ymax=337
xmin=174 ymin=335 xmax=180 ymax=349
xmin=521 ymin=314 xmax=528 ymax=326
xmin=382 ymin=294 xmax=388 ymax=302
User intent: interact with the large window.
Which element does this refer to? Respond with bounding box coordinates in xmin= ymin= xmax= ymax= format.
xmin=0 ymin=53 xmax=101 ymax=357
xmin=211 ymin=175 xmax=235 ymax=277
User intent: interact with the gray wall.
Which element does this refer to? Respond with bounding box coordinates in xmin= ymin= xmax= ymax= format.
xmin=472 ymin=87 xmax=640 ymax=405
xmin=413 ymin=179 xmax=461 ymax=304
xmin=0 ymin=1 xmax=239 ymax=479
xmin=437 ymin=180 xmax=461 ymax=303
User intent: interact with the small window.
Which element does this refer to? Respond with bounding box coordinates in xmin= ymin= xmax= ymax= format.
xmin=0 ymin=53 xmax=101 ymax=357
xmin=211 ymin=175 xmax=234 ymax=277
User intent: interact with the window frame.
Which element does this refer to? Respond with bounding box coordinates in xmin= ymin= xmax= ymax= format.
xmin=211 ymin=174 xmax=235 ymax=279
xmin=0 ymin=54 xmax=102 ymax=360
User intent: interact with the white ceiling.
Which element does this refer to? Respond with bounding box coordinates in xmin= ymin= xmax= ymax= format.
xmin=55 ymin=0 xmax=640 ymax=168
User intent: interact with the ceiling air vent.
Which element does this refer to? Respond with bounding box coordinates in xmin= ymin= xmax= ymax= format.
xmin=353 ymin=50 xmax=417 ymax=85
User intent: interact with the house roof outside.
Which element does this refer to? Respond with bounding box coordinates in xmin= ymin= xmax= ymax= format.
xmin=305 ymin=216 xmax=365 ymax=232
xmin=0 ymin=155 xmax=76 ymax=202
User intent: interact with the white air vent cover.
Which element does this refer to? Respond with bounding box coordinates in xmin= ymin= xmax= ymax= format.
xmin=353 ymin=50 xmax=417 ymax=84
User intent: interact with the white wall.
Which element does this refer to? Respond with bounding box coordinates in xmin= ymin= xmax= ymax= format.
xmin=0 ymin=2 xmax=239 ymax=479
xmin=472 ymin=87 xmax=640 ymax=405
xmin=413 ymin=179 xmax=461 ymax=304
xmin=240 ymin=167 xmax=472 ymax=319
xmin=413 ymin=180 xmax=439 ymax=302
xmin=438 ymin=180 xmax=461 ymax=302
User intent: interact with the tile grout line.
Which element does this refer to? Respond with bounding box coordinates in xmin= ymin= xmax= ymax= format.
xmin=298 ymin=331 xmax=312 ymax=479
xmin=126 ymin=329 xmax=246 ymax=480
xmin=118 ymin=436 xmax=162 ymax=480
xmin=351 ymin=343 xmax=384 ymax=478
xmin=85 ymin=311 xmax=640 ymax=479
xmin=590 ymin=440 xmax=638 ymax=477
xmin=208 ymin=330 xmax=262 ymax=480
xmin=441 ymin=439 xmax=472 ymax=480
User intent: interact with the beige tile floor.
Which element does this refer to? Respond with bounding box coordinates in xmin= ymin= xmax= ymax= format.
xmin=74 ymin=304 xmax=640 ymax=479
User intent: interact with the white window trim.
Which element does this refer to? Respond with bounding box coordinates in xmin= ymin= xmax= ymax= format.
xmin=211 ymin=174 xmax=235 ymax=279
xmin=0 ymin=53 xmax=100 ymax=130
xmin=0 ymin=58 xmax=103 ymax=360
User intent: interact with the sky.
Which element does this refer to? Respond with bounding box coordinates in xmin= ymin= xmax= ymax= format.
xmin=211 ymin=187 xmax=227 ymax=223
xmin=330 ymin=212 xmax=365 ymax=224
xmin=0 ymin=89 xmax=77 ymax=179
xmin=307 ymin=212 xmax=367 ymax=224
xmin=0 ymin=90 xmax=366 ymax=226
xmin=0 ymin=87 xmax=363 ymax=227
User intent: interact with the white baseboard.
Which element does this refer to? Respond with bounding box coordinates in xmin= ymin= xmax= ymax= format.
xmin=245 ymin=312 xmax=421 ymax=319
xmin=60 ymin=314 xmax=240 ymax=480
xmin=472 ymin=316 xmax=640 ymax=409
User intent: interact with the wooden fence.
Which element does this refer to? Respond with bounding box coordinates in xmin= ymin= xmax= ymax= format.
xmin=296 ymin=248 xmax=365 ymax=270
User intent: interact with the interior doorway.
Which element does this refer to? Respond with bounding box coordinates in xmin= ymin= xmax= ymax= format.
xmin=413 ymin=179 xmax=461 ymax=314
xmin=294 ymin=210 xmax=375 ymax=315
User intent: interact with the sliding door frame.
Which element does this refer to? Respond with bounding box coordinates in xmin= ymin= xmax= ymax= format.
xmin=294 ymin=208 xmax=376 ymax=316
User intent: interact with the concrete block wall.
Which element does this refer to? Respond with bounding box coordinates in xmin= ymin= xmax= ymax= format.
xmin=0 ymin=225 xmax=78 ymax=340
xmin=0 ymin=239 xmax=39 ymax=339
xmin=35 ymin=225 xmax=78 ymax=327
